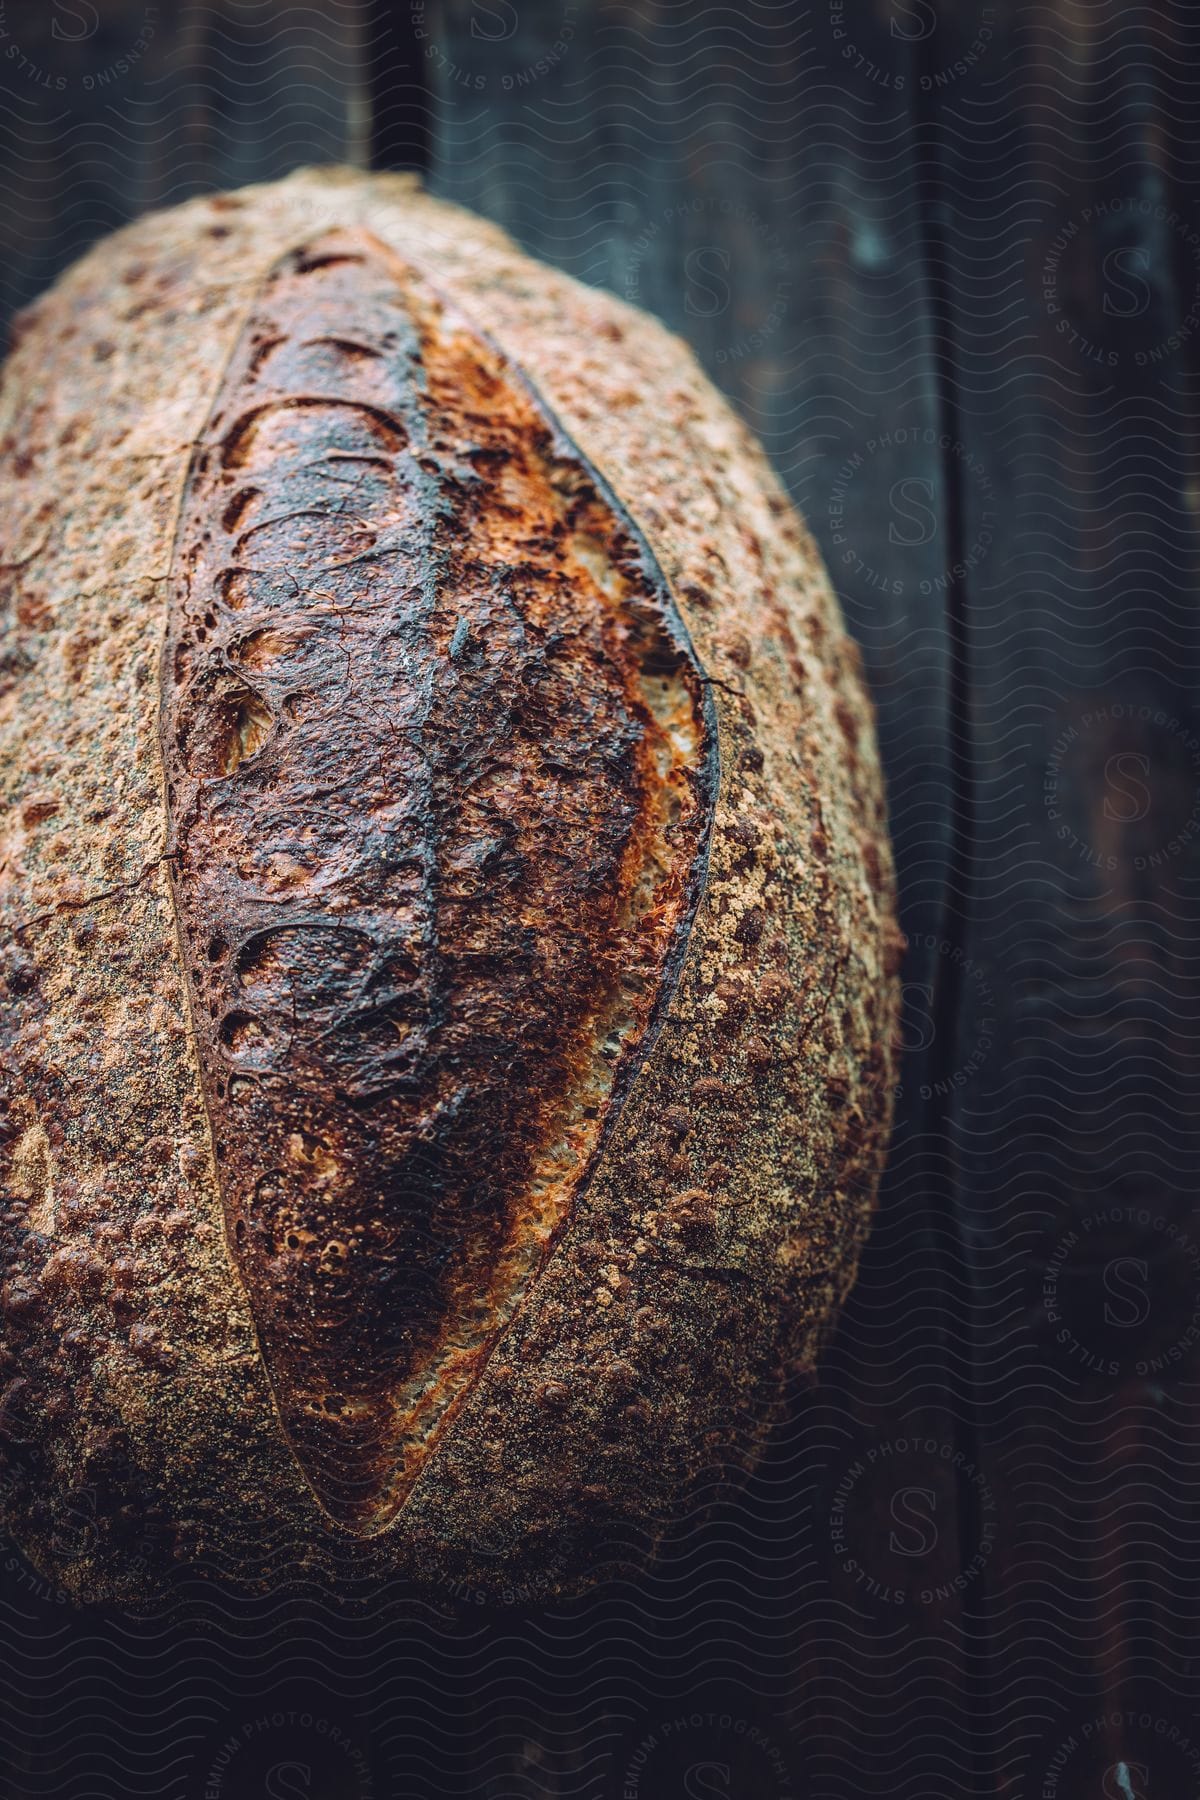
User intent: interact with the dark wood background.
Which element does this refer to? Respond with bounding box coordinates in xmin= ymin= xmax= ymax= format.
xmin=2 ymin=3 xmax=1199 ymax=1796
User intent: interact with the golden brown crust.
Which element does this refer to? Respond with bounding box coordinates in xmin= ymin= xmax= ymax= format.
xmin=0 ymin=169 xmax=899 ymax=1603
xmin=160 ymin=225 xmax=715 ymax=1533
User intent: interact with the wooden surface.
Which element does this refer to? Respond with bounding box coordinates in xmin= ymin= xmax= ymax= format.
xmin=1 ymin=2 xmax=1198 ymax=1796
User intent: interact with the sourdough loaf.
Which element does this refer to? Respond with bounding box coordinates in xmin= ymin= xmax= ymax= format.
xmin=0 ymin=168 xmax=899 ymax=1603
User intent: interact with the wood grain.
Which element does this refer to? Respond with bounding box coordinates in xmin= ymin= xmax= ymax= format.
xmin=933 ymin=4 xmax=1200 ymax=1793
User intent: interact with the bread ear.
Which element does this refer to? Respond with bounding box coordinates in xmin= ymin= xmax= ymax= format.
xmin=0 ymin=170 xmax=898 ymax=1603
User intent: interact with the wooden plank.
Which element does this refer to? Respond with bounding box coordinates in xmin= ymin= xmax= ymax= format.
xmin=0 ymin=0 xmax=371 ymax=338
xmin=423 ymin=3 xmax=972 ymax=1796
xmin=369 ymin=0 xmax=430 ymax=170
xmin=933 ymin=3 xmax=1200 ymax=1793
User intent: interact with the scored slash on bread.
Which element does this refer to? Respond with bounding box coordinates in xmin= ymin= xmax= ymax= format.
xmin=0 ymin=170 xmax=899 ymax=1603
xmin=161 ymin=227 xmax=717 ymax=1535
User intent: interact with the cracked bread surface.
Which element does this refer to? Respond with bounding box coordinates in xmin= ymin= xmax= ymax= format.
xmin=0 ymin=168 xmax=900 ymax=1603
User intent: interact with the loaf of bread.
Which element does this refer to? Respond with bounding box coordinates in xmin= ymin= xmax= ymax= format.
xmin=0 ymin=169 xmax=899 ymax=1603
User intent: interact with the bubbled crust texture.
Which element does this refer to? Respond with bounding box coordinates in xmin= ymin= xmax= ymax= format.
xmin=0 ymin=170 xmax=900 ymax=1604
xmin=162 ymin=228 xmax=716 ymax=1533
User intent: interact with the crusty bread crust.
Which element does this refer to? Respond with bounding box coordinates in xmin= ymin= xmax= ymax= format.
xmin=0 ymin=169 xmax=900 ymax=1603
xmin=160 ymin=224 xmax=719 ymax=1536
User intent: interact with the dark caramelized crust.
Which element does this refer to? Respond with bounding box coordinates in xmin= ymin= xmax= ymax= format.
xmin=158 ymin=230 xmax=715 ymax=1532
